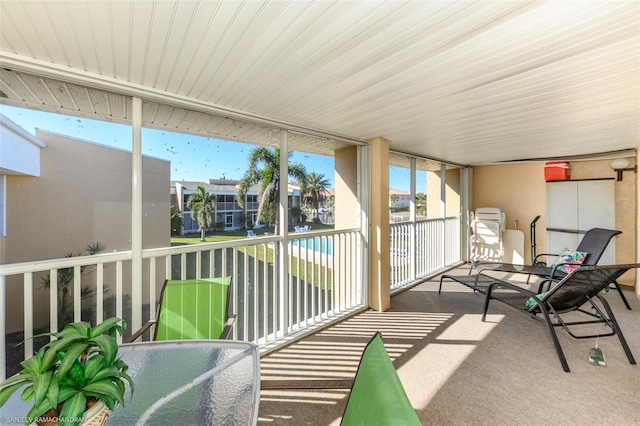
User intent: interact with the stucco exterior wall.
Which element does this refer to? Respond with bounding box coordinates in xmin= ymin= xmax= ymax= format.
xmin=334 ymin=146 xmax=359 ymax=229
xmin=426 ymin=168 xmax=462 ymax=218
xmin=473 ymin=159 xmax=636 ymax=287
xmin=4 ymin=130 xmax=170 ymax=332
xmin=368 ymin=138 xmax=390 ymax=311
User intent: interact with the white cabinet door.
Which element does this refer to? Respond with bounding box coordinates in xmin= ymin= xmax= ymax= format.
xmin=578 ymin=181 xmax=615 ymax=231
xmin=546 ymin=181 xmax=578 ymax=231
xmin=546 ymin=180 xmax=616 ymax=264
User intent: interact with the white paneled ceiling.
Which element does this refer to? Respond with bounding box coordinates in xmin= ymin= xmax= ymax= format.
xmin=0 ymin=0 xmax=638 ymax=166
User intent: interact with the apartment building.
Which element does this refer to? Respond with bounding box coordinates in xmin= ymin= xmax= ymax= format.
xmin=171 ymin=180 xmax=302 ymax=233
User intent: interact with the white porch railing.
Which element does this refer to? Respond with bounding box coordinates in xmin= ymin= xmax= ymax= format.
xmin=390 ymin=216 xmax=462 ymax=289
xmin=1 ymin=219 xmax=461 ymax=381
xmin=0 ymin=228 xmax=363 ymax=381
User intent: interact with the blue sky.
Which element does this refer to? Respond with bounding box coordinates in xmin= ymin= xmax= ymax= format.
xmin=1 ymin=105 xmax=422 ymax=191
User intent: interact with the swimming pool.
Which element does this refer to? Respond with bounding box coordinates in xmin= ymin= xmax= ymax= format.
xmin=290 ymin=236 xmax=333 ymax=255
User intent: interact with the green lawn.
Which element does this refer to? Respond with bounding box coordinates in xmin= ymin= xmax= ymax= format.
xmin=170 ymin=223 xmax=336 ymax=290
xmin=171 ymin=222 xmax=335 ymax=246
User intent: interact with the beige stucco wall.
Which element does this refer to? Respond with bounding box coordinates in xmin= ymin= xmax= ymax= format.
xmin=426 ymin=168 xmax=462 ymax=218
xmin=334 ymin=146 xmax=359 ymax=229
xmin=473 ymin=158 xmax=636 ymax=287
xmin=336 ymin=141 xmax=392 ymax=311
xmin=368 ymin=138 xmax=390 ymax=311
xmin=4 ymin=130 xmax=170 ymax=332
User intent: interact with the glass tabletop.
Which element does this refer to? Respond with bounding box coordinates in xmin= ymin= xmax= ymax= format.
xmin=1 ymin=340 xmax=260 ymax=426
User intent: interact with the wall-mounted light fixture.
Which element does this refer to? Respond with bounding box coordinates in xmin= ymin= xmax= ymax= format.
xmin=609 ymin=158 xmax=637 ymax=181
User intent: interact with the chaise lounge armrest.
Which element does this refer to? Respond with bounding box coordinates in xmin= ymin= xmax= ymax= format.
xmin=220 ymin=314 xmax=237 ymax=340
xmin=125 ymin=320 xmax=157 ymax=343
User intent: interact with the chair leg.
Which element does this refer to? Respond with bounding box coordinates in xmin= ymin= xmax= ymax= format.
xmin=483 ymin=283 xmax=570 ymax=372
xmin=481 ymin=291 xmax=491 ymax=322
xmin=538 ymin=304 xmax=571 ymax=373
xmin=612 ymin=281 xmax=632 ymax=310
xmin=596 ymin=295 xmax=636 ymax=365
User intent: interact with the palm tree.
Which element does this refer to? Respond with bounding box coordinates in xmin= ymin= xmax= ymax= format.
xmin=416 ymin=192 xmax=427 ymax=216
xmin=170 ymin=205 xmax=183 ymax=236
xmin=41 ymin=242 xmax=107 ymax=329
xmin=390 ymin=194 xmax=399 ymax=208
xmin=303 ymin=172 xmax=330 ymax=219
xmin=237 ymin=147 xmax=307 ymax=234
xmin=187 ymin=185 xmax=216 ymax=241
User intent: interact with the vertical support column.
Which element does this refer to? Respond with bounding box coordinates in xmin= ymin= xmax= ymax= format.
xmin=0 ymin=176 xmax=5 ymax=380
xmin=357 ymin=146 xmax=370 ymax=306
xmin=0 ymin=276 xmax=5 ymax=381
xmin=278 ymin=130 xmax=289 ymax=336
xmin=440 ymin=164 xmax=446 ymax=264
xmin=440 ymin=164 xmax=446 ymax=218
xmin=335 ymin=146 xmax=360 ymax=308
xmin=369 ymin=137 xmax=390 ymax=311
xmin=131 ymin=97 xmax=143 ymax=332
xmin=460 ymin=167 xmax=473 ymax=262
xmin=636 ymin=148 xmax=640 ymax=298
xmin=409 ymin=158 xmax=416 ymax=281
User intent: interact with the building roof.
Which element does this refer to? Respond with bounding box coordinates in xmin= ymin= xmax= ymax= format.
xmin=389 ymin=188 xmax=411 ymax=196
xmin=0 ymin=114 xmax=46 ymax=176
xmin=172 ymin=180 xmax=301 ymax=195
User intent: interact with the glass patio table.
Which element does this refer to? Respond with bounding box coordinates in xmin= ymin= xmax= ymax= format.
xmin=1 ymin=340 xmax=260 ymax=426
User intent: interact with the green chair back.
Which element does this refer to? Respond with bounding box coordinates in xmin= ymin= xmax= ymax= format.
xmin=154 ymin=277 xmax=232 ymax=341
xmin=341 ymin=332 xmax=421 ymax=425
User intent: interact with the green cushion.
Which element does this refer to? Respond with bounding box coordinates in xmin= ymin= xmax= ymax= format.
xmin=155 ymin=277 xmax=231 ymax=340
xmin=341 ymin=332 xmax=421 ymax=426
xmin=526 ymin=291 xmax=549 ymax=309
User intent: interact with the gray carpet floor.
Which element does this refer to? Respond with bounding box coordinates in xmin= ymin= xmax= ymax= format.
xmin=258 ymin=266 xmax=640 ymax=425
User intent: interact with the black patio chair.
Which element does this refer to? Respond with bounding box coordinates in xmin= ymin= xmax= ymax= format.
xmin=441 ymin=264 xmax=638 ymax=372
xmin=470 ymin=228 xmax=631 ymax=310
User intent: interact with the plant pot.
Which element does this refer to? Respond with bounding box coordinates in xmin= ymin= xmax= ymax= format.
xmin=36 ymin=400 xmax=109 ymax=426
xmin=81 ymin=400 xmax=109 ymax=426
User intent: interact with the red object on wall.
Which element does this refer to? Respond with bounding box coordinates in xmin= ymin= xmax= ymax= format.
xmin=544 ymin=162 xmax=571 ymax=181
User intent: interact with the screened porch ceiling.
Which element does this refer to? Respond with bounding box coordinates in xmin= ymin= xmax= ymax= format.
xmin=0 ymin=1 xmax=638 ymax=171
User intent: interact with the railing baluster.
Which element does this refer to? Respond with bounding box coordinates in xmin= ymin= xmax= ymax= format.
xmin=196 ymin=250 xmax=202 ymax=279
xmin=310 ymin=237 xmax=316 ymax=324
xmin=148 ymin=258 xmax=156 ymax=324
xmin=243 ymin=246 xmax=249 ymax=341
xmin=115 ymin=261 xmax=123 ymax=345
xmin=73 ymin=266 xmax=81 ymax=322
xmin=165 ymin=255 xmax=171 ymax=283
xmin=209 ymin=250 xmax=215 ymax=278
xmin=252 ymin=245 xmax=258 ymax=342
xmin=49 ymin=269 xmax=58 ymax=335
xmin=96 ymin=264 xmax=104 ymax=324
xmin=262 ymin=243 xmax=268 ymax=342
xmin=232 ymin=247 xmax=239 ymax=340
xmin=23 ymin=273 xmax=33 ymax=362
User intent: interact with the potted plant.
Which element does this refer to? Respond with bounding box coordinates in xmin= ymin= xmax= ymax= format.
xmin=0 ymin=317 xmax=133 ymax=426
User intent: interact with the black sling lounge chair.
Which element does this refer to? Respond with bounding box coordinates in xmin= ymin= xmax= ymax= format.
xmin=470 ymin=228 xmax=631 ymax=310
xmin=441 ymin=264 xmax=638 ymax=372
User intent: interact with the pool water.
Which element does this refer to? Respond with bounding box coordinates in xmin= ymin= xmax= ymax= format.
xmin=290 ymin=237 xmax=333 ymax=255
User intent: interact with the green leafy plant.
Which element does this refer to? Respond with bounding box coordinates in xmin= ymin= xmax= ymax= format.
xmin=41 ymin=242 xmax=108 ymax=329
xmin=0 ymin=318 xmax=133 ymax=426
